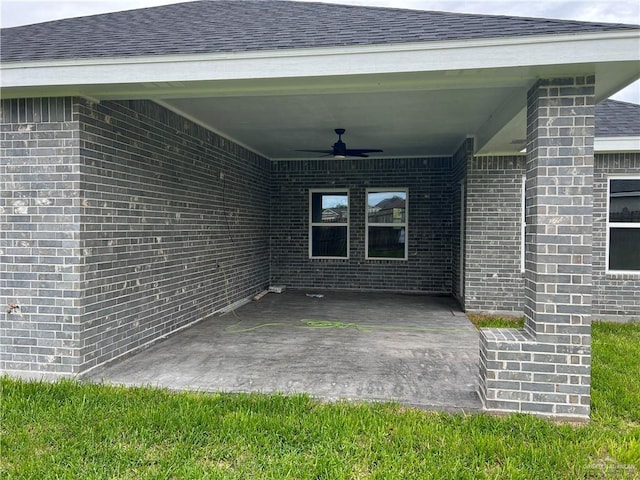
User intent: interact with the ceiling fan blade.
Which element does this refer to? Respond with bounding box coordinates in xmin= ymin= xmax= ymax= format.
xmin=345 ymin=149 xmax=383 ymax=155
xmin=295 ymin=149 xmax=334 ymax=154
xmin=295 ymin=129 xmax=383 ymax=158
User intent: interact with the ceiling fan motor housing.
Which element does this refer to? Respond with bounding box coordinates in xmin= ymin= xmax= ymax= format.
xmin=333 ymin=139 xmax=347 ymax=156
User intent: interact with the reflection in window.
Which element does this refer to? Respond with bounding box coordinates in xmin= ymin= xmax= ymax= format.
xmin=609 ymin=229 xmax=640 ymax=271
xmin=609 ymin=179 xmax=640 ymax=222
xmin=366 ymin=190 xmax=407 ymax=260
xmin=310 ymin=191 xmax=349 ymax=258
xmin=311 ymin=226 xmax=348 ymax=257
xmin=608 ymin=178 xmax=640 ymax=272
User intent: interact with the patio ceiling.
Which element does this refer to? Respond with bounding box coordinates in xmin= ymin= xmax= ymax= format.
xmin=161 ymin=72 xmax=528 ymax=159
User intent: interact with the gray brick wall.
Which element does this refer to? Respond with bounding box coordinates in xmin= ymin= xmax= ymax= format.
xmin=77 ymin=99 xmax=271 ymax=371
xmin=593 ymin=153 xmax=640 ymax=320
xmin=1 ymin=98 xmax=83 ymax=376
xmin=465 ymin=155 xmax=526 ymax=314
xmin=271 ymin=158 xmax=452 ymax=293
xmin=2 ymin=97 xmax=271 ymax=375
xmin=479 ymin=76 xmax=596 ymax=419
xmin=464 ymin=152 xmax=640 ymax=320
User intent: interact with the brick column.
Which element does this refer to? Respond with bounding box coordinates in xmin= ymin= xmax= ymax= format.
xmin=479 ymin=76 xmax=595 ymax=419
xmin=1 ymin=97 xmax=83 ymax=378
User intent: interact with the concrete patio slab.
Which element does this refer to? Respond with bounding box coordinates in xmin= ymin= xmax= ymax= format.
xmin=85 ymin=291 xmax=482 ymax=411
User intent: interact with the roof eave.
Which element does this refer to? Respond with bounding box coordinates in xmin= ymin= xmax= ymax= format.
xmin=1 ymin=30 xmax=639 ymax=93
xmin=595 ymin=136 xmax=640 ymax=152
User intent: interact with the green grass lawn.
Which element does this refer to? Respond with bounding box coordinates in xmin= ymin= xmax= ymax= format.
xmin=467 ymin=313 xmax=525 ymax=330
xmin=2 ymin=322 xmax=639 ymax=479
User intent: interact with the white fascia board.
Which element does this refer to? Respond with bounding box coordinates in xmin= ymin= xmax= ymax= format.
xmin=1 ymin=30 xmax=639 ymax=89
xmin=512 ymin=136 xmax=640 ymax=155
xmin=595 ymin=136 xmax=640 ymax=152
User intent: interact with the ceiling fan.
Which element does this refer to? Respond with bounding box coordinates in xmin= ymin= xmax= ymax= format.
xmin=297 ymin=128 xmax=383 ymax=158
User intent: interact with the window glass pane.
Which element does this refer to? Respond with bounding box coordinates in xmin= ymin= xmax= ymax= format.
xmin=368 ymin=191 xmax=406 ymax=223
xmin=312 ymin=193 xmax=348 ymax=223
xmin=610 ymin=179 xmax=640 ymax=223
xmin=312 ymin=226 xmax=347 ymax=257
xmin=609 ymin=228 xmax=640 ymax=271
xmin=368 ymin=226 xmax=406 ymax=258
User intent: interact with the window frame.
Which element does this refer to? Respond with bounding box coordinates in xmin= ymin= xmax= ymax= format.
xmin=606 ymin=175 xmax=640 ymax=274
xmin=365 ymin=188 xmax=409 ymax=261
xmin=308 ymin=188 xmax=350 ymax=259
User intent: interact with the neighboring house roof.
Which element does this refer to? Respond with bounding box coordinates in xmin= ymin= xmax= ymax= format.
xmin=595 ymin=99 xmax=640 ymax=137
xmin=376 ymin=197 xmax=406 ymax=210
xmin=1 ymin=0 xmax=638 ymax=62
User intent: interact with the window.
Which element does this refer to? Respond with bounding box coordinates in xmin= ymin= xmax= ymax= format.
xmin=309 ymin=190 xmax=349 ymax=258
xmin=608 ymin=177 xmax=640 ymax=272
xmin=366 ymin=189 xmax=408 ymax=260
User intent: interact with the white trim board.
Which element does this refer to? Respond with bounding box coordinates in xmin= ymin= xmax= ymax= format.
xmin=595 ymin=136 xmax=640 ymax=153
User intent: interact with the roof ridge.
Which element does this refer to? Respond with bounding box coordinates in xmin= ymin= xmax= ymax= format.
xmin=2 ymin=0 xmax=639 ymax=31
xmin=307 ymin=0 xmax=640 ymax=28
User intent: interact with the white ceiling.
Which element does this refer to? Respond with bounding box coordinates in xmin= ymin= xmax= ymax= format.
xmin=164 ymin=83 xmax=525 ymax=160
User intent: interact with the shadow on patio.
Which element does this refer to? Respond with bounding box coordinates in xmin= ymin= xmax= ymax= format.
xmin=85 ymin=291 xmax=482 ymax=412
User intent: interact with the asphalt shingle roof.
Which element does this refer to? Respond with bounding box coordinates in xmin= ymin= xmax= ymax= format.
xmin=1 ymin=0 xmax=638 ymax=62
xmin=596 ymin=99 xmax=640 ymax=137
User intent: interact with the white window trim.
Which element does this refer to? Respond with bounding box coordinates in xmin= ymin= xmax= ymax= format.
xmin=606 ymin=175 xmax=640 ymax=275
xmin=309 ymin=188 xmax=350 ymax=260
xmin=365 ymin=188 xmax=408 ymax=261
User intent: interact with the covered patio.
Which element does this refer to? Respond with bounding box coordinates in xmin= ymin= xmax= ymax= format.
xmin=85 ymin=291 xmax=482 ymax=411
xmin=2 ymin=1 xmax=639 ymax=419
